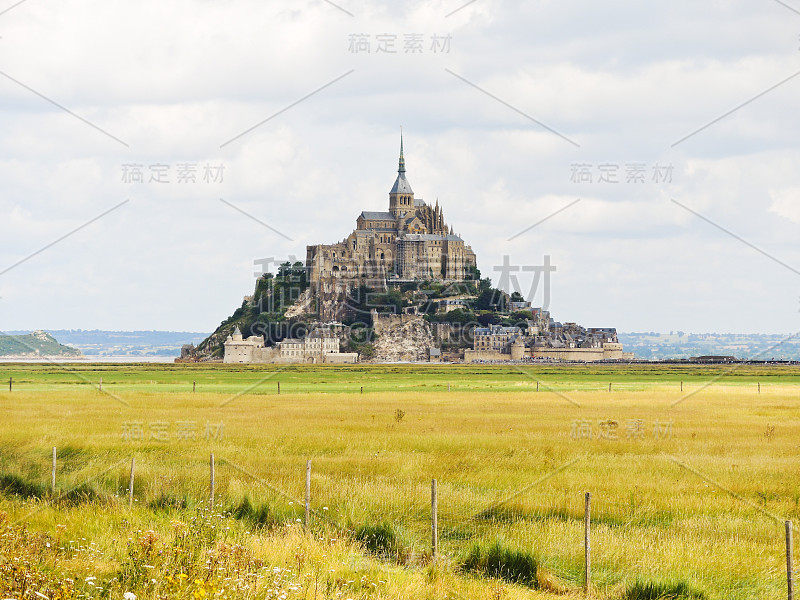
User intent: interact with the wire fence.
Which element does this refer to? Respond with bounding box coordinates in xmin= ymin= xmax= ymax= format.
xmin=1 ymin=449 xmax=793 ymax=599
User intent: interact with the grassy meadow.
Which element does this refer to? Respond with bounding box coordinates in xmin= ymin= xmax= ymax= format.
xmin=0 ymin=362 xmax=798 ymax=599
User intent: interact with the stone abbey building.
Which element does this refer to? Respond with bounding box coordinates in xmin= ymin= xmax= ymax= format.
xmin=306 ymin=136 xmax=477 ymax=292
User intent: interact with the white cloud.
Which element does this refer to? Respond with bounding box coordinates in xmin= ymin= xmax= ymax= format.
xmin=0 ymin=0 xmax=799 ymax=333
xmin=769 ymin=187 xmax=800 ymax=225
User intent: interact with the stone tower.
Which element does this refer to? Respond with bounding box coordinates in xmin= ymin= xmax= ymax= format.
xmin=389 ymin=133 xmax=414 ymax=218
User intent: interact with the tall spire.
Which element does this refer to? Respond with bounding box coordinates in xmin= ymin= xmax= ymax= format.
xmin=398 ymin=128 xmax=406 ymax=174
xmin=389 ymin=129 xmax=413 ymax=213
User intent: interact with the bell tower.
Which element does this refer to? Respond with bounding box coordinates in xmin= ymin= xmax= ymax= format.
xmin=389 ymin=132 xmax=414 ymax=218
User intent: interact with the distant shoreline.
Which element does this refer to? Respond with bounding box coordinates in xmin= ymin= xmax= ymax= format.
xmin=0 ymin=356 xmax=175 ymax=364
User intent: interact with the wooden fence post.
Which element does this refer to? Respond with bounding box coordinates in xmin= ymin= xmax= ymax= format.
xmin=431 ymin=479 xmax=438 ymax=559
xmin=584 ymin=492 xmax=591 ymax=594
xmin=788 ymin=520 xmax=794 ymax=600
xmin=608 ymin=383 xmax=611 ymax=393
xmin=129 ymin=457 xmax=135 ymax=508
xmin=305 ymin=460 xmax=311 ymax=529
xmin=193 ymin=381 xmax=196 ymax=393
xmin=99 ymin=377 xmax=102 ymax=392
xmin=448 ymin=383 xmax=451 ymax=392
xmin=51 ymin=447 xmax=56 ymax=492
xmin=680 ymin=381 xmax=683 ymax=393
xmin=8 ymin=376 xmax=11 ymax=392
xmin=758 ymin=382 xmax=761 ymax=394
xmin=536 ymin=381 xmax=539 ymax=392
xmin=209 ymin=453 xmax=215 ymax=509
xmin=278 ymin=381 xmax=281 ymax=395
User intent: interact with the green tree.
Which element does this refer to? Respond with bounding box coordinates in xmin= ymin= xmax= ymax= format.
xmin=466 ymin=265 xmax=482 ymax=281
xmin=475 ymin=288 xmax=508 ymax=312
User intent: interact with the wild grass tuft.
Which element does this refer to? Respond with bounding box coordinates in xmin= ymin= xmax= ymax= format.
xmin=57 ymin=482 xmax=106 ymax=506
xmin=148 ymin=492 xmax=192 ymax=512
xmin=623 ymin=578 xmax=707 ymax=599
xmin=352 ymin=521 xmax=406 ymax=560
xmin=461 ymin=539 xmax=539 ymax=587
xmin=229 ymin=496 xmax=275 ymax=529
xmin=0 ymin=473 xmax=44 ymax=499
xmin=440 ymin=524 xmax=474 ymax=541
xmin=477 ymin=504 xmax=674 ymax=528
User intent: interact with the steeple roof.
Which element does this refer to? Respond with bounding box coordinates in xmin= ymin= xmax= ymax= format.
xmin=390 ymin=132 xmax=414 ymax=195
xmin=398 ymin=131 xmax=406 ymax=174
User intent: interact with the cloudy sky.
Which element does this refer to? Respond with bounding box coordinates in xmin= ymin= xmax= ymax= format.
xmin=0 ymin=0 xmax=799 ymax=334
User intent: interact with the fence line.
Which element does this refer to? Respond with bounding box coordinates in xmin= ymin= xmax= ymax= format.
xmin=3 ymin=378 xmax=795 ymax=396
xmin=432 ymin=478 xmax=439 ymax=559
xmin=129 ymin=457 xmax=135 ymax=508
xmin=584 ymin=492 xmax=591 ymax=593
xmin=304 ymin=459 xmax=311 ymax=529
xmin=788 ymin=520 xmax=794 ymax=600
xmin=7 ymin=451 xmax=794 ymax=598
xmin=210 ymin=453 xmax=215 ymax=509
xmin=51 ymin=446 xmax=56 ymax=492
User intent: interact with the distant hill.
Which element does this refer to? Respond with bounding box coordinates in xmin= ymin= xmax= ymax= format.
xmin=0 ymin=331 xmax=83 ymax=358
xmin=5 ymin=330 xmax=209 ymax=358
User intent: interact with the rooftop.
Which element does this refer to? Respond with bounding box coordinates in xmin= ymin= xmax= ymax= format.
xmin=475 ymin=325 xmax=523 ymax=335
xmin=360 ymin=211 xmax=395 ymax=221
xmin=390 ymin=172 xmax=413 ymax=195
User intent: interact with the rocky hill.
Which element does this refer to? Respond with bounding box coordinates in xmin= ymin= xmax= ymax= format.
xmin=192 ymin=262 xmax=312 ymax=360
xmin=0 ymin=331 xmax=83 ymax=358
xmin=371 ymin=313 xmax=435 ymax=362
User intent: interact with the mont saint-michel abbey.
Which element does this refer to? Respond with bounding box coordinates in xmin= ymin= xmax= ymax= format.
xmin=306 ymin=137 xmax=477 ymax=291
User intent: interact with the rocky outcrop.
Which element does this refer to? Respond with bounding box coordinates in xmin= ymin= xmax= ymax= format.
xmin=371 ymin=313 xmax=435 ymax=362
xmin=284 ymin=288 xmax=314 ymax=319
xmin=316 ymin=279 xmax=358 ymax=322
xmin=193 ymin=324 xmax=237 ymax=361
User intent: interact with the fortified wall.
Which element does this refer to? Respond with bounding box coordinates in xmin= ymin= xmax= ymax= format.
xmin=464 ymin=342 xmax=627 ymax=363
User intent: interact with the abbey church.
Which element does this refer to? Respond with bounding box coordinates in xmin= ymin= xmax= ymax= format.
xmin=212 ymin=134 xmax=633 ymax=364
xmin=306 ymin=136 xmax=477 ymax=291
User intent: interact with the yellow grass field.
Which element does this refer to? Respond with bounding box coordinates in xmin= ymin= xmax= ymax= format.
xmin=0 ymin=363 xmax=798 ymax=600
